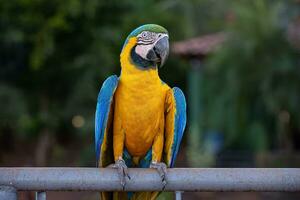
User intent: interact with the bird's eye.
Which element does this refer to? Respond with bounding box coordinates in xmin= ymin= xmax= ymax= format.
xmin=142 ymin=32 xmax=148 ymax=38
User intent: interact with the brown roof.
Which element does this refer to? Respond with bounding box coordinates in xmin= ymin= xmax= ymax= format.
xmin=171 ymin=32 xmax=226 ymax=58
xmin=172 ymin=22 xmax=300 ymax=58
xmin=287 ymin=18 xmax=300 ymax=50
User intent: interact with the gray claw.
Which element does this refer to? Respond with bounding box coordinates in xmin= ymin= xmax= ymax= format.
xmin=112 ymin=158 xmax=130 ymax=190
xmin=150 ymin=162 xmax=168 ymax=189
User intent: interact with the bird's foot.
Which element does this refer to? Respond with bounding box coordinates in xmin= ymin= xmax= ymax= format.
xmin=150 ymin=161 xmax=167 ymax=189
xmin=109 ymin=158 xmax=131 ymax=190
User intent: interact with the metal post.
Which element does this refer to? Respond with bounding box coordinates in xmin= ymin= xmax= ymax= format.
xmin=187 ymin=59 xmax=203 ymax=166
xmin=36 ymin=191 xmax=46 ymax=200
xmin=0 ymin=186 xmax=17 ymax=200
xmin=175 ymin=191 xmax=182 ymax=200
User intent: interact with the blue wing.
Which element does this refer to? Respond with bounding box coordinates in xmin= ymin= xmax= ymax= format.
xmin=164 ymin=87 xmax=187 ymax=167
xmin=95 ymin=75 xmax=119 ymax=167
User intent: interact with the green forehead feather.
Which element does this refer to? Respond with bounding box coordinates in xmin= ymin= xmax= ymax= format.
xmin=122 ymin=24 xmax=168 ymax=51
xmin=128 ymin=24 xmax=168 ymax=37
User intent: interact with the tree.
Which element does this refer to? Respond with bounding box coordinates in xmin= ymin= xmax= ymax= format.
xmin=203 ymin=0 xmax=300 ymax=152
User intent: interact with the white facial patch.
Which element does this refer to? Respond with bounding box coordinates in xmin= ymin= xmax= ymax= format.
xmin=135 ymin=32 xmax=168 ymax=60
xmin=135 ymin=43 xmax=155 ymax=59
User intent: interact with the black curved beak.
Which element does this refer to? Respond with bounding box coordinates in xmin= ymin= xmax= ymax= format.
xmin=145 ymin=36 xmax=169 ymax=67
xmin=154 ymin=36 xmax=169 ymax=67
xmin=144 ymin=36 xmax=169 ymax=67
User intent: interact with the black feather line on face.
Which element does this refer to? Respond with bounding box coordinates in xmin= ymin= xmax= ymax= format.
xmin=130 ymin=46 xmax=156 ymax=69
xmin=137 ymin=40 xmax=154 ymax=45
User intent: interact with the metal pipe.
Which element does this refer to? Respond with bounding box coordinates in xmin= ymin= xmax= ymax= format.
xmin=36 ymin=191 xmax=46 ymax=200
xmin=0 ymin=168 xmax=300 ymax=192
xmin=0 ymin=186 xmax=17 ymax=200
xmin=175 ymin=191 xmax=182 ymax=200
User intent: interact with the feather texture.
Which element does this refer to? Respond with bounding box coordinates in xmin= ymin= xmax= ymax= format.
xmin=164 ymin=87 xmax=187 ymax=167
xmin=170 ymin=87 xmax=187 ymax=167
xmin=95 ymin=75 xmax=119 ymax=166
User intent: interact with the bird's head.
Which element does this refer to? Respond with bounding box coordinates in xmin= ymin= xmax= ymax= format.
xmin=121 ymin=24 xmax=169 ymax=69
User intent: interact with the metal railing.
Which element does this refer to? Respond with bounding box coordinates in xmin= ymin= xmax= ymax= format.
xmin=0 ymin=168 xmax=300 ymax=200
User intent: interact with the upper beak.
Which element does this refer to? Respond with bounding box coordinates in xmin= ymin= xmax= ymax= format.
xmin=153 ymin=36 xmax=169 ymax=67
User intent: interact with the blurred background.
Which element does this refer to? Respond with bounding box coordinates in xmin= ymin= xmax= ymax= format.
xmin=1 ymin=0 xmax=300 ymax=199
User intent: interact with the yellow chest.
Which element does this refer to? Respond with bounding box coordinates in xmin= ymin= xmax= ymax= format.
xmin=116 ymin=69 xmax=165 ymax=118
xmin=114 ymin=36 xmax=170 ymax=156
xmin=114 ymin=70 xmax=167 ymax=155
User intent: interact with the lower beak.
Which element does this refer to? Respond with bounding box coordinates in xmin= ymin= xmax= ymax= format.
xmin=153 ymin=36 xmax=169 ymax=67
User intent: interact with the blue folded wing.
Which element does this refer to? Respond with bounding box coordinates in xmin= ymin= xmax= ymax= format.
xmin=95 ymin=75 xmax=119 ymax=166
xmin=164 ymin=87 xmax=187 ymax=167
xmin=170 ymin=87 xmax=187 ymax=167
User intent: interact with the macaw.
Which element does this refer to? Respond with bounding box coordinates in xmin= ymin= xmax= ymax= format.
xmin=95 ymin=24 xmax=186 ymax=200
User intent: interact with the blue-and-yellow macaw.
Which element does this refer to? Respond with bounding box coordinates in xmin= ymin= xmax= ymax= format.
xmin=95 ymin=24 xmax=186 ymax=200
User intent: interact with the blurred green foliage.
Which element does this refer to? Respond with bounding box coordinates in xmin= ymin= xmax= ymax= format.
xmin=203 ymin=0 xmax=300 ymax=152
xmin=0 ymin=0 xmax=191 ymax=165
xmin=0 ymin=0 xmax=299 ymax=166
